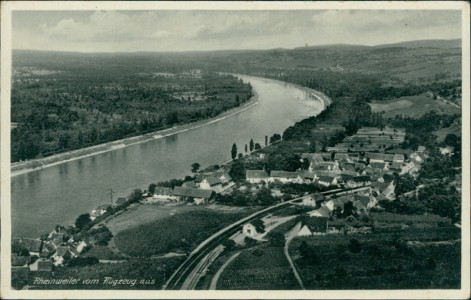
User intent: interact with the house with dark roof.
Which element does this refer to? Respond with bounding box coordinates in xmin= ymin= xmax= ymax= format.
xmin=242 ymin=219 xmax=265 ymax=237
xmin=21 ymin=238 xmax=43 ymax=256
xmin=12 ymin=254 xmax=30 ymax=267
xmin=269 ymin=171 xmax=303 ymax=183
xmin=36 ymin=260 xmax=53 ymax=272
xmin=324 ymin=195 xmax=354 ymax=211
xmin=353 ymin=194 xmax=372 ymax=212
xmin=296 ymin=217 xmax=328 ymax=236
xmin=172 ymin=186 xmax=213 ymax=204
xmin=302 ymin=192 xmax=326 ymax=207
xmin=200 ymin=176 xmax=223 ymax=192
xmin=365 ymin=152 xmax=396 ymax=163
xmin=154 ymin=187 xmax=172 ymax=197
xmin=53 ymin=246 xmax=73 ymax=266
xmin=309 ymin=206 xmax=331 ymax=218
xmin=40 ymin=243 xmax=57 ymax=258
xmin=370 ymin=162 xmax=388 ymax=170
xmin=246 ymin=170 xmax=269 ymax=183
xmin=317 ymin=176 xmax=337 ymax=187
xmin=182 ymin=180 xmax=197 ymax=188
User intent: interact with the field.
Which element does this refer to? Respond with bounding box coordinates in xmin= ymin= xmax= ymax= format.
xmin=217 ymin=245 xmax=299 ymax=290
xmin=289 ymin=226 xmax=461 ymax=289
xmin=433 ymin=123 xmax=461 ymax=142
xmin=368 ymin=93 xmax=461 ymax=118
xmin=113 ymin=209 xmax=254 ymax=257
xmin=106 ymin=204 xmax=197 ymax=235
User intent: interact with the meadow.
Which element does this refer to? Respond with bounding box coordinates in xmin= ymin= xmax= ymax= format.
xmin=368 ymin=93 xmax=461 ymax=118
xmin=113 ymin=209 xmax=253 ymax=257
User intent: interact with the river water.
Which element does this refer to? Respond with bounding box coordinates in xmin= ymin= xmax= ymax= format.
xmin=11 ymin=75 xmax=326 ymax=238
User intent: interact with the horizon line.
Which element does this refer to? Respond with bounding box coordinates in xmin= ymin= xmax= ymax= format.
xmin=12 ymin=38 xmax=462 ymax=55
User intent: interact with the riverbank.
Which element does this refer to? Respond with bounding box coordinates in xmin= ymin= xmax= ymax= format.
xmin=11 ymin=92 xmax=260 ymax=177
xmin=235 ymin=74 xmax=332 ymax=110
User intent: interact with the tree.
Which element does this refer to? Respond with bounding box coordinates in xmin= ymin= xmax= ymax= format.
xmin=128 ymin=189 xmax=143 ymax=204
xmin=249 ymin=138 xmax=254 ymax=152
xmin=245 ymin=144 xmax=248 ymax=153
xmin=148 ymin=183 xmax=157 ymax=195
xmin=254 ymin=143 xmax=262 ymax=150
xmin=229 ymin=159 xmax=246 ymax=181
xmin=75 ymin=213 xmax=91 ymax=231
xmin=231 ymin=143 xmax=237 ymax=160
xmin=265 ymin=135 xmax=268 ymax=146
xmin=394 ymin=174 xmax=416 ymax=199
xmin=191 ymin=162 xmax=201 ymax=173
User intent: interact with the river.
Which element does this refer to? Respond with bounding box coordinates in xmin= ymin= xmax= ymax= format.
xmin=11 ymin=75 xmax=327 ymax=238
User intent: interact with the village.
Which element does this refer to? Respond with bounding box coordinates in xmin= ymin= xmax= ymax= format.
xmin=12 ymin=123 xmax=459 ymax=281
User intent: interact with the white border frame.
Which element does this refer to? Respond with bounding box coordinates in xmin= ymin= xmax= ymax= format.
xmin=1 ymin=1 xmax=469 ymax=299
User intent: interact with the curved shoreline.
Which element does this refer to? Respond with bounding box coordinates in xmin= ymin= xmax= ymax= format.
xmin=11 ymin=92 xmax=260 ymax=177
xmin=11 ymin=75 xmax=331 ymax=177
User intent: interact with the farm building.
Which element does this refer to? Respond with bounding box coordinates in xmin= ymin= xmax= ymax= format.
xmin=245 ymin=170 xmax=269 ymax=183
xmin=269 ymin=170 xmax=303 ymax=184
xmin=296 ymin=217 xmax=328 ymax=236
xmin=317 ymin=176 xmax=337 ymax=187
xmin=172 ymin=186 xmax=213 ymax=204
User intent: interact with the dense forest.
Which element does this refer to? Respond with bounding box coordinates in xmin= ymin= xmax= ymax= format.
xmin=11 ymin=51 xmax=252 ymax=162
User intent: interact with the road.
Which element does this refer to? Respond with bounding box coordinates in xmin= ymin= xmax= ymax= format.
xmin=163 ymin=185 xmax=371 ymax=290
xmin=426 ymin=91 xmax=461 ymax=108
xmin=284 ymin=224 xmax=305 ymax=289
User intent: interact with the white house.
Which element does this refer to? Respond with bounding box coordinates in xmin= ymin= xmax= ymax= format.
xmin=269 ymin=171 xmax=301 ymax=184
xmin=246 ymin=170 xmax=269 ymax=184
xmin=296 ymin=217 xmax=328 ymax=236
xmin=242 ymin=220 xmax=265 ymax=237
xmin=317 ymin=176 xmax=337 ymax=187
xmin=199 ymin=176 xmax=223 ymax=192
xmin=302 ymin=193 xmax=326 ymax=207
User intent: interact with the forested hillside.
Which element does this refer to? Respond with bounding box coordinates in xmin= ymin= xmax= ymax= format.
xmin=12 ymin=51 xmax=252 ymax=162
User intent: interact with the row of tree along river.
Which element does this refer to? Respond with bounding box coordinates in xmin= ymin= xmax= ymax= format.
xmin=11 ymin=75 xmax=329 ymax=238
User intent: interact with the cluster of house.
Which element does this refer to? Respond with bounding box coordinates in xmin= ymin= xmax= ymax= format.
xmin=238 ymin=127 xmax=450 ymax=240
xmin=12 ymin=226 xmax=91 ymax=272
xmin=148 ymin=171 xmax=234 ymax=205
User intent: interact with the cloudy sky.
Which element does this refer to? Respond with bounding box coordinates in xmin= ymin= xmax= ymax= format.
xmin=12 ymin=10 xmax=461 ymax=52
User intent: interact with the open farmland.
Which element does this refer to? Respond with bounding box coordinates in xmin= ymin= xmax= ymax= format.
xmin=217 ymin=245 xmax=299 ymax=290
xmin=289 ymin=226 xmax=461 ymax=289
xmin=106 ymin=204 xmax=198 ymax=235
xmin=368 ymin=93 xmax=461 ymax=118
xmin=113 ymin=209 xmax=254 ymax=257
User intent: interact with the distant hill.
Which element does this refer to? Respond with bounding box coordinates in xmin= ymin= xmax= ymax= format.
xmin=374 ymin=39 xmax=461 ymax=49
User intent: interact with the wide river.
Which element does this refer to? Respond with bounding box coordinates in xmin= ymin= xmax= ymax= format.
xmin=11 ymin=75 xmax=326 ymax=238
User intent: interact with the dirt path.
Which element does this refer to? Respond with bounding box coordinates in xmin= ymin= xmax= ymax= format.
xmin=209 ymin=251 xmax=241 ymax=290
xmin=284 ymin=224 xmax=304 ymax=289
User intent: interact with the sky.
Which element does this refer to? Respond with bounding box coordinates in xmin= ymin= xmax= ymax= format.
xmin=12 ymin=10 xmax=462 ymax=53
